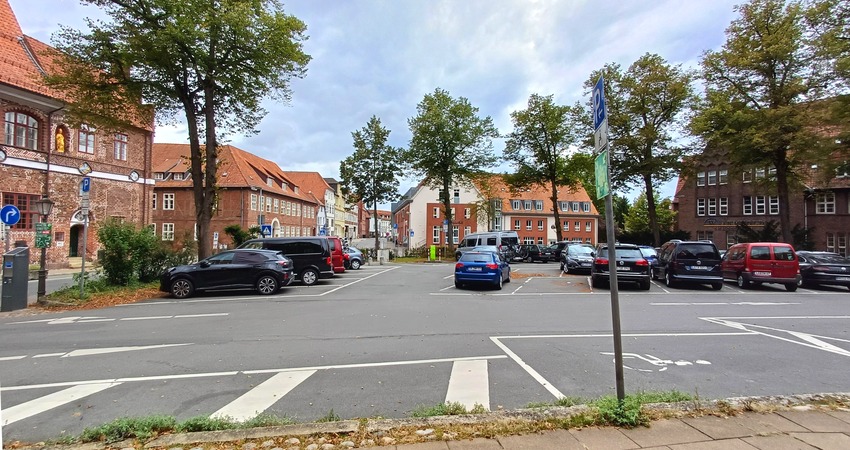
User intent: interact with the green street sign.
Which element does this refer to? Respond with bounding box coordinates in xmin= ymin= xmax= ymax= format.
xmin=595 ymin=150 xmax=610 ymax=199
xmin=35 ymin=222 xmax=52 ymax=248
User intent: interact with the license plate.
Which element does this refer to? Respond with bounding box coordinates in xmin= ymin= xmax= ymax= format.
xmin=690 ymin=266 xmax=708 ymax=270
xmin=754 ymin=271 xmax=771 ymax=276
xmin=837 ymin=277 xmax=850 ymax=281
xmin=580 ymin=263 xmax=590 ymax=266
xmin=617 ymin=267 xmax=631 ymax=271
xmin=468 ymin=267 xmax=482 ymax=272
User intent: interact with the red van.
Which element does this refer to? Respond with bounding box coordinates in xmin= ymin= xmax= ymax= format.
xmin=326 ymin=236 xmax=346 ymax=273
xmin=721 ymin=242 xmax=801 ymax=291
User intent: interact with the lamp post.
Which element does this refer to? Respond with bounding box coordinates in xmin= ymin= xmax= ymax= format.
xmin=33 ymin=196 xmax=54 ymax=303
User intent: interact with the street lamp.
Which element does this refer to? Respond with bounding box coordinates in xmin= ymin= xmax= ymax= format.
xmin=33 ymin=196 xmax=54 ymax=303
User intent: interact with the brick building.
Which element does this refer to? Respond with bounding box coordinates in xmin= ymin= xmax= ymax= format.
xmin=0 ymin=0 xmax=154 ymax=268
xmin=151 ymin=144 xmax=321 ymax=250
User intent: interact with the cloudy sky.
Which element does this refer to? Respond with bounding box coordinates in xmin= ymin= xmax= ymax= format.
xmin=10 ymin=0 xmax=742 ymax=199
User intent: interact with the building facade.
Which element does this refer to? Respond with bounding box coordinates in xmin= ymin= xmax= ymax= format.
xmin=283 ymin=171 xmax=334 ymax=236
xmin=0 ymin=0 xmax=154 ymax=268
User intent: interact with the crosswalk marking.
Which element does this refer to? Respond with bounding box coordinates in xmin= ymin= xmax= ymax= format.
xmin=2 ymin=382 xmax=120 ymax=425
xmin=210 ymin=370 xmax=316 ymax=422
xmin=445 ymin=360 xmax=490 ymax=411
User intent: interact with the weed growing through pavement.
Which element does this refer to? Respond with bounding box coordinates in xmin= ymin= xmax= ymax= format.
xmin=410 ymin=401 xmax=487 ymax=417
xmin=315 ymin=409 xmax=341 ymax=422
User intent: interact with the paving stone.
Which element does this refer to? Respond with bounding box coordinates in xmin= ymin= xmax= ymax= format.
xmin=734 ymin=412 xmax=809 ymax=434
xmin=668 ymin=438 xmax=758 ymax=449
xmin=620 ymin=419 xmax=711 ymax=447
xmin=568 ymin=426 xmax=638 ymax=449
xmin=825 ymin=409 xmax=850 ymax=425
xmin=777 ymin=410 xmax=850 ymax=432
xmin=790 ymin=432 xmax=850 ymax=450
xmin=742 ymin=434 xmax=818 ymax=450
xmin=499 ymin=429 xmax=584 ymax=449
xmin=395 ymin=442 xmax=449 ymax=450
xmin=446 ymin=438 xmax=503 ymax=449
xmin=681 ymin=415 xmax=757 ymax=439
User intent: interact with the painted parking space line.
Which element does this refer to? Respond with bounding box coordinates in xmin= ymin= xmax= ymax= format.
xmin=211 ymin=370 xmax=316 ymax=422
xmin=652 ymin=302 xmax=801 ymax=306
xmin=445 ymin=360 xmax=490 ymax=411
xmin=2 ymin=382 xmax=120 ymax=425
xmin=702 ymin=316 xmax=850 ymax=358
xmin=7 ymin=313 xmax=228 ymax=325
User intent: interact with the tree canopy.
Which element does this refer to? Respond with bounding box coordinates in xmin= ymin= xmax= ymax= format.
xmin=44 ymin=0 xmax=310 ymax=258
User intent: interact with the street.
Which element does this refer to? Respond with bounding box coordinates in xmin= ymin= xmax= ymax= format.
xmin=1 ymin=262 xmax=849 ymax=442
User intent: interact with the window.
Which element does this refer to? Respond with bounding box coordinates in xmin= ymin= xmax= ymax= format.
xmin=769 ymin=196 xmax=779 ymax=215
xmin=840 ymin=234 xmax=848 ymax=257
xmin=494 ymin=216 xmax=502 ymax=231
xmin=453 ymin=189 xmax=460 ymax=203
xmin=4 ymin=112 xmax=39 ymax=149
xmin=755 ymin=168 xmax=765 ymax=179
xmin=572 ymin=202 xmax=580 ymax=212
xmin=512 ymin=200 xmax=521 ymax=210
xmin=836 ymin=162 xmax=850 ymax=178
xmin=296 ymin=203 xmax=301 ymax=217
xmin=697 ymin=172 xmax=706 ymax=186
xmin=586 ymin=221 xmax=592 ymax=232
xmin=266 ymin=177 xmax=274 ymax=187
xmin=250 ymin=194 xmax=258 ymax=211
xmin=78 ymin=124 xmax=96 ymax=154
xmin=708 ymin=170 xmax=717 ymax=185
xmin=560 ymin=201 xmax=569 ymax=211
xmin=708 ymin=198 xmax=717 ymax=216
xmin=743 ymin=196 xmax=752 ymax=215
xmin=173 ymin=173 xmax=183 ymax=181
xmin=464 ymin=208 xmax=470 ymax=219
xmin=523 ymin=237 xmax=535 ymax=245
xmin=273 ymin=199 xmax=279 ymax=213
xmin=526 ymin=220 xmax=532 ymax=230
xmin=464 ymin=226 xmax=471 ymax=237
xmin=113 ymin=133 xmax=128 ymax=160
xmin=816 ymin=192 xmax=835 ymax=214
xmin=582 ymin=202 xmax=590 ymax=212
xmin=162 ymin=223 xmax=174 ymax=241
xmin=286 ymin=201 xmax=291 ymax=216
xmin=696 ymin=230 xmax=714 ymax=242
xmin=574 ymin=221 xmax=580 ymax=231
xmin=163 ymin=193 xmax=175 ymax=210
xmin=514 ymin=219 xmax=521 ymax=230
xmin=433 ymin=207 xmax=440 ymax=218
xmin=1 ymin=192 xmax=39 ymax=230
xmin=719 ymin=197 xmax=728 ymax=216
xmin=755 ymin=196 xmax=766 ymax=215
xmin=562 ymin=220 xmax=568 ymax=231
xmin=535 ymin=200 xmax=543 ymax=210
xmin=152 ymin=193 xmax=157 ymax=210
xmin=524 ymin=200 xmax=532 ymax=210
xmin=450 ymin=208 xmax=455 ymax=219
xmin=452 ymin=226 xmax=459 ymax=244
xmin=538 ymin=220 xmax=544 ymax=231
xmin=719 ymin=169 xmax=728 ymax=185
xmin=742 ymin=170 xmax=752 ymax=183
xmin=697 ymin=198 xmax=706 ymax=216
xmin=266 ymin=197 xmax=272 ymax=212
xmin=154 ymin=173 xmax=164 ymax=180
xmin=432 ymin=226 xmax=440 ymax=244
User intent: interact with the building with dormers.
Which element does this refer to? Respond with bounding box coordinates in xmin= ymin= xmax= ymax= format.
xmin=0 ymin=0 xmax=154 ymax=268
xmin=283 ymin=171 xmax=334 ymax=236
xmin=151 ymin=144 xmax=320 ymax=249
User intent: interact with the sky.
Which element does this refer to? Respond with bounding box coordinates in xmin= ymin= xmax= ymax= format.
xmin=10 ymin=0 xmax=744 ymax=201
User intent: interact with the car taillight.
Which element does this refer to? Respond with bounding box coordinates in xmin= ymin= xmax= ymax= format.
xmin=455 ymin=263 xmax=464 ymax=269
xmin=486 ymin=263 xmax=498 ymax=269
xmin=595 ymin=258 xmax=608 ymax=265
xmin=812 ymin=265 xmax=831 ymax=272
xmin=344 ymin=253 xmax=350 ymax=260
xmin=635 ymin=259 xmax=649 ymax=266
xmin=327 ymin=256 xmax=332 ymax=265
xmin=276 ymin=260 xmax=289 ymax=268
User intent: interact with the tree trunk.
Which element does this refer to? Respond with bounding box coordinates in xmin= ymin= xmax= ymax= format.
xmin=550 ymin=178 xmax=562 ymax=241
xmin=644 ymin=173 xmax=661 ymax=247
xmin=198 ymin=83 xmax=219 ymax=259
xmin=443 ymin=180 xmax=454 ymax=254
xmin=775 ymin=152 xmax=793 ymax=244
xmin=181 ymin=89 xmax=210 ymax=260
xmin=373 ymin=203 xmax=380 ymax=257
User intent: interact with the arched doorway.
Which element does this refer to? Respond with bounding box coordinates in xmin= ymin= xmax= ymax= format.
xmin=68 ymin=209 xmax=90 ymax=257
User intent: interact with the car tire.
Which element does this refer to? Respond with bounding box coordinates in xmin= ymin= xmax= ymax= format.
xmin=170 ymin=278 xmax=194 ymax=299
xmin=301 ymin=268 xmax=319 ymax=286
xmin=563 ymin=263 xmax=570 ymax=274
xmin=712 ymin=283 xmax=723 ymax=291
xmin=591 ymin=276 xmax=601 ymax=288
xmin=495 ymin=274 xmax=503 ymax=290
xmin=505 ymin=270 xmax=511 ymax=283
xmin=350 ymin=259 xmax=361 ymax=270
xmin=737 ymin=274 xmax=750 ymax=289
xmin=785 ymin=283 xmax=798 ymax=292
xmin=665 ymin=271 xmax=676 ymax=288
xmin=256 ymin=275 xmax=279 ymax=295
xmin=640 ymin=280 xmax=651 ymax=290
xmin=559 ymin=261 xmax=565 ymax=271
xmin=455 ymin=280 xmax=463 ymax=289
xmin=651 ymin=269 xmax=657 ymax=280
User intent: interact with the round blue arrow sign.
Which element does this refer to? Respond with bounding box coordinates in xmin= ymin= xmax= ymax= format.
xmin=1 ymin=204 xmax=21 ymax=226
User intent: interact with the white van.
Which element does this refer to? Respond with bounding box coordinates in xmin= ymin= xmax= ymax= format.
xmin=455 ymin=231 xmax=520 ymax=261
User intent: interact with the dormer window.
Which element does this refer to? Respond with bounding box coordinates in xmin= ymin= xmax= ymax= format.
xmin=173 ymin=173 xmax=183 ymax=181
xmin=267 ymin=177 xmax=274 ymax=187
xmin=154 ymin=173 xmax=164 ymax=180
xmin=281 ymin=182 xmax=288 ymax=190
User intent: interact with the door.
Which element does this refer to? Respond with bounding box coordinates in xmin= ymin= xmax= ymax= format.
xmin=195 ymin=251 xmax=237 ymax=289
xmin=747 ymin=245 xmax=774 ymax=278
xmin=68 ymin=225 xmax=81 ymax=257
xmin=770 ymin=245 xmax=798 ymax=279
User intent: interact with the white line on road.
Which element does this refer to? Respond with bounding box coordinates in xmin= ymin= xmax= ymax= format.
xmin=496 ymin=332 xmax=755 ymax=339
xmin=439 ymin=285 xmax=454 ymax=291
xmin=702 ymin=317 xmax=850 ymax=357
xmin=32 ymin=353 xmax=65 ymax=358
xmin=2 ymin=382 xmax=120 ymax=425
xmin=64 ymin=343 xmax=192 ymax=358
xmin=319 ymin=266 xmax=400 ymax=296
xmin=490 ymin=337 xmax=564 ymax=400
xmin=211 ymin=370 xmax=316 ymax=422
xmin=651 ymin=302 xmax=800 ymax=306
xmin=651 ymin=280 xmax=670 ymax=293
xmin=243 ymin=355 xmax=508 ymax=375
xmin=445 ymin=360 xmax=489 ymax=411
xmin=0 ymin=355 xmax=26 ymax=361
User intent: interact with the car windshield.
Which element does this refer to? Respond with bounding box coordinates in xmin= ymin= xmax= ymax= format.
xmin=678 ymin=244 xmax=718 ymax=259
xmin=502 ymin=236 xmax=519 ymax=247
xmin=809 ymin=253 xmax=850 ymax=264
xmin=460 ymin=252 xmax=494 ymax=263
xmin=639 ymin=248 xmax=657 ymax=257
xmin=596 ymin=248 xmax=643 ymax=259
xmin=569 ymin=246 xmax=593 ymax=256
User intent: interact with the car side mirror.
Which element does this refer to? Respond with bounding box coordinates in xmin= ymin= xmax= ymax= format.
xmin=199 ymin=260 xmax=211 ymax=268
xmin=590 ymin=252 xmax=595 ymax=257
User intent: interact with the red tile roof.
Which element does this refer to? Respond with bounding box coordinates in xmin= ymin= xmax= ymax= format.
xmin=471 ymin=174 xmax=599 ymax=214
xmin=283 ymin=171 xmax=333 ymax=206
xmin=0 ymin=0 xmax=61 ymax=98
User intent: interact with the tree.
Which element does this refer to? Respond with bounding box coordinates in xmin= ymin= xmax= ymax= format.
xmin=340 ymin=116 xmax=402 ymax=252
xmin=468 ymin=173 xmax=502 ymax=232
xmin=624 ymin=193 xmax=676 ymax=235
xmin=406 ymin=88 xmax=499 ymax=252
xmin=44 ymin=0 xmax=310 ymax=258
xmin=504 ymin=94 xmax=586 ymax=241
xmin=691 ymin=0 xmax=832 ymax=244
xmin=585 ymin=54 xmax=696 ymax=247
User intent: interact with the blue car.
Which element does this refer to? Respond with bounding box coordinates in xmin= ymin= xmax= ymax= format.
xmin=454 ymin=251 xmax=511 ymax=290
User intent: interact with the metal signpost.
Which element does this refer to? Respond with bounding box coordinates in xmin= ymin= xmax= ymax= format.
xmin=593 ymin=75 xmax=626 ymax=402
xmin=79 ymin=177 xmax=91 ymax=297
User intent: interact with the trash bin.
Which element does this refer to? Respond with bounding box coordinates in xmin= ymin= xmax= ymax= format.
xmin=2 ymin=246 xmax=30 ymax=311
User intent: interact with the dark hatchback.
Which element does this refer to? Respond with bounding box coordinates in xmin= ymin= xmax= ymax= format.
xmin=454 ymin=251 xmax=511 ymax=290
xmin=654 ymin=240 xmax=723 ymax=290
xmin=590 ymin=243 xmax=651 ymax=290
xmin=561 ymin=243 xmax=595 ymax=274
xmin=796 ymin=251 xmax=850 ymax=290
xmin=520 ymin=244 xmax=555 ymax=263
xmin=160 ymin=249 xmax=293 ymax=299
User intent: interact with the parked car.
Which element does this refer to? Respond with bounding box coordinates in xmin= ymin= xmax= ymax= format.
xmin=326 ymin=236 xmax=346 ymax=273
xmin=793 ymin=251 xmax=850 ymax=290
xmin=721 ymin=242 xmax=800 ymax=291
xmin=454 ymin=250 xmax=511 ymax=290
xmin=455 ymin=231 xmax=520 ymax=261
xmin=344 ymin=246 xmax=364 ymax=270
xmin=551 ymin=241 xmax=570 ymax=261
xmin=160 ymin=249 xmax=293 ymax=299
xmin=590 ymin=243 xmax=651 ymax=290
xmin=654 ymin=240 xmax=723 ymax=290
xmin=560 ymin=243 xmax=595 ymax=274
xmin=638 ymin=246 xmax=659 ymax=272
xmin=519 ymin=244 xmax=555 ymax=263
xmin=239 ymin=237 xmax=334 ymax=286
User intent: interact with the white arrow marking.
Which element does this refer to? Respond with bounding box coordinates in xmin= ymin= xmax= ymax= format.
xmin=787 ymin=332 xmax=850 ymax=357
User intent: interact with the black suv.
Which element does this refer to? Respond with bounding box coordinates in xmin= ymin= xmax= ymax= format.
xmin=654 ymin=240 xmax=723 ymax=290
xmin=590 ymin=243 xmax=651 ymax=290
xmin=518 ymin=244 xmax=555 ymax=263
xmin=239 ymin=237 xmax=334 ymax=285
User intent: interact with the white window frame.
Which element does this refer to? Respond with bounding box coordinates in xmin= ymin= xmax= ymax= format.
xmin=708 ymin=170 xmax=717 ymax=185
xmin=152 ymin=193 xmax=157 ymax=210
xmin=574 ymin=221 xmax=580 ymax=232
xmin=512 ymin=200 xmax=521 ymax=210
xmin=464 ymin=226 xmax=471 ymax=237
xmin=433 ymin=207 xmax=440 ymax=218
xmin=697 ymin=198 xmax=705 ymax=216
xmin=538 ymin=220 xmax=544 ymax=231
xmin=743 ymin=196 xmax=752 ymax=215
xmin=524 ymin=200 xmax=532 ymax=210
xmin=535 ymin=200 xmax=543 ymax=211
xmin=113 ymin=133 xmax=128 ymax=161
xmin=719 ymin=197 xmax=728 ymax=216
xmin=742 ymin=170 xmax=752 ymax=183
xmin=432 ymin=226 xmax=440 ymax=244
xmin=250 ymin=194 xmax=258 ymax=211
xmin=708 ymin=198 xmax=717 ymax=216
xmin=526 ymin=220 xmax=532 ymax=231
xmin=163 ymin=193 xmax=175 ymax=210
xmin=585 ymin=221 xmax=592 ymax=232
xmin=572 ymin=202 xmax=580 ymax=212
xmin=582 ymin=202 xmax=590 ymax=212
xmin=755 ymin=196 xmax=766 ymax=215
xmin=559 ymin=201 xmax=569 ymax=211
xmin=769 ymin=196 xmax=779 ymax=215
xmin=514 ymin=219 xmax=521 ymax=230
xmin=452 ymin=225 xmax=459 ymax=244
xmin=162 ymin=223 xmax=174 ymax=241
xmin=827 ymin=232 xmax=836 ymax=253
xmin=697 ymin=172 xmax=705 ymax=186
xmin=719 ymin=169 xmax=728 ymax=185
xmin=464 ymin=207 xmax=470 ymax=219
xmin=816 ymin=192 xmax=835 ymax=214
xmin=755 ymin=168 xmax=765 ymax=179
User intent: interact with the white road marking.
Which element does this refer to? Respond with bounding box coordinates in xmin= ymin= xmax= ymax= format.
xmin=0 ymin=355 xmax=26 ymax=361
xmin=652 ymin=281 xmax=670 ymax=293
xmin=652 ymin=302 xmax=800 ymax=306
xmin=244 ymin=355 xmax=508 ymax=375
xmin=211 ymin=370 xmax=316 ymax=422
xmin=490 ymin=337 xmax=565 ymax=400
xmin=439 ymin=285 xmax=454 ymax=291
xmin=7 ymin=313 xmax=228 ymax=325
xmin=497 ymin=332 xmax=754 ymax=339
xmin=2 ymin=382 xmax=120 ymax=425
xmin=318 ymin=266 xmax=400 ymax=296
xmin=443 ymin=274 xmax=454 ymax=279
xmin=445 ymin=360 xmax=489 ymax=411
xmin=702 ymin=317 xmax=850 ymax=357
xmin=64 ymin=343 xmax=192 ymax=358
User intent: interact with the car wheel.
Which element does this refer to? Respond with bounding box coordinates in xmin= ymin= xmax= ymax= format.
xmin=591 ymin=276 xmax=601 ymax=288
xmin=350 ymin=259 xmax=361 ymax=270
xmin=505 ymin=270 xmax=511 ymax=283
xmin=256 ymin=275 xmax=279 ymax=295
xmin=495 ymin=274 xmax=503 ymax=290
xmin=563 ymin=264 xmax=570 ymax=274
xmin=301 ymin=269 xmax=319 ymax=286
xmin=712 ymin=283 xmax=723 ymax=291
xmin=737 ymin=274 xmax=750 ymax=289
xmin=785 ymin=283 xmax=798 ymax=292
xmin=455 ymin=280 xmax=463 ymax=289
xmin=559 ymin=261 xmax=565 ymax=271
xmin=651 ymin=268 xmax=657 ymax=280
xmin=665 ymin=271 xmax=676 ymax=288
xmin=640 ymin=280 xmax=651 ymax=290
xmin=170 ymin=278 xmax=194 ymax=299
